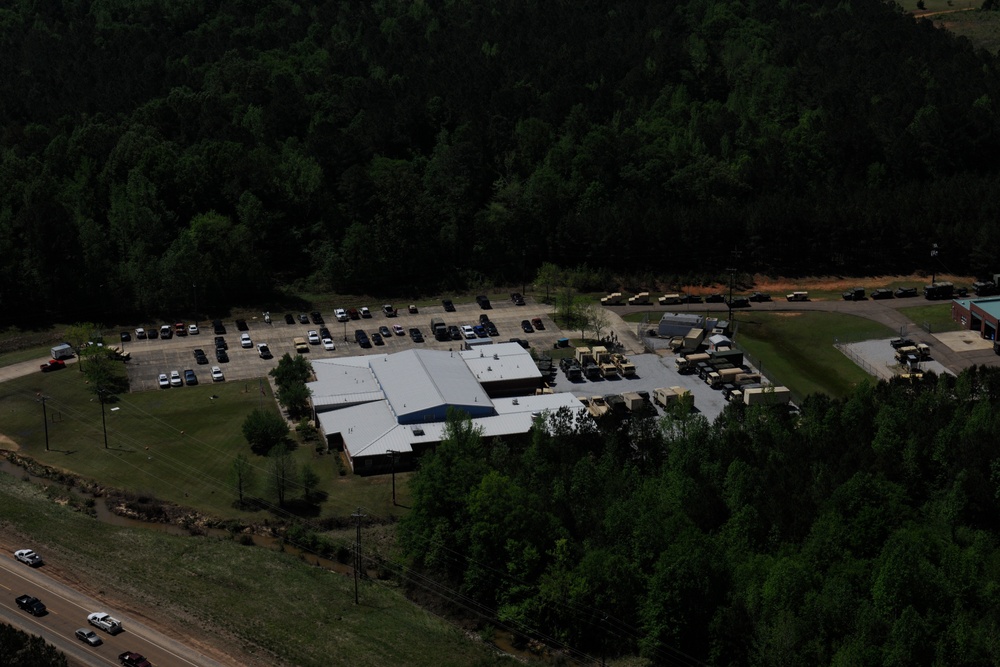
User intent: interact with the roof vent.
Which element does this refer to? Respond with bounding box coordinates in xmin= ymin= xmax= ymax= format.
xmin=493 ymin=354 xmax=499 ymax=360
xmin=411 ymin=425 xmax=424 ymax=435
xmin=487 ymin=366 xmax=492 ymax=371
xmin=512 ymin=398 xmax=519 ymax=405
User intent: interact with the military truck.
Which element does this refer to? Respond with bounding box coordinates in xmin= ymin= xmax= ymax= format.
xmin=627 ymin=292 xmax=651 ymax=305
xmin=600 ymin=292 xmax=624 ymax=305
xmin=675 ymin=352 xmax=711 ymax=373
xmin=611 ymin=353 xmax=636 ymax=377
xmin=743 ymin=386 xmax=791 ymax=406
xmin=592 ymin=346 xmax=618 ymax=378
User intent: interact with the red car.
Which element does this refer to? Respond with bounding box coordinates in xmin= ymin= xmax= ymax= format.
xmin=40 ymin=359 xmax=66 ymax=372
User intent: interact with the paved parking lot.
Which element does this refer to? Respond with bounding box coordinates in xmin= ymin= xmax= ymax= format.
xmin=126 ymin=298 xmax=563 ymax=392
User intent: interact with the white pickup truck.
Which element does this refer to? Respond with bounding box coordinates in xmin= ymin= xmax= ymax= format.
xmin=88 ymin=612 xmax=124 ymax=634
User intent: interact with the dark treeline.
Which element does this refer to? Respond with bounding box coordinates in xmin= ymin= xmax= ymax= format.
xmin=3 ymin=0 xmax=1000 ymax=323
xmin=400 ymin=370 xmax=1000 ymax=665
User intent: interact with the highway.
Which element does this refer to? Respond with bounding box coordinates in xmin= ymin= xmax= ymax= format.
xmin=0 ymin=554 xmax=226 ymax=667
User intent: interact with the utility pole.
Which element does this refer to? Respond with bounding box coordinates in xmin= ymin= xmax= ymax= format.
xmin=39 ymin=395 xmax=49 ymax=452
xmin=387 ymin=450 xmax=398 ymax=506
xmin=351 ymin=507 xmax=365 ymax=604
xmin=727 ymin=248 xmax=741 ymax=325
xmin=98 ymin=389 xmax=108 ymax=449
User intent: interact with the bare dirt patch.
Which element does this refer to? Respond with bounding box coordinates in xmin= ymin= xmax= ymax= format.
xmin=0 ymin=434 xmax=20 ymax=451
xmin=686 ymin=273 xmax=973 ymax=295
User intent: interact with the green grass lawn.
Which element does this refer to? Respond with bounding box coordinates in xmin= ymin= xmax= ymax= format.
xmin=733 ymin=312 xmax=896 ymax=400
xmin=0 ymin=474 xmax=503 ymax=667
xmin=0 ymin=368 xmax=407 ymax=522
xmin=898 ymin=303 xmax=963 ymax=333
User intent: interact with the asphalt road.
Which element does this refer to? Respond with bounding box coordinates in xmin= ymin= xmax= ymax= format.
xmin=0 ymin=554 xmax=225 ymax=667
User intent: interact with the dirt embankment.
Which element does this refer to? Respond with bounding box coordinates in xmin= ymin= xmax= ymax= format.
xmin=685 ymin=273 xmax=973 ymax=296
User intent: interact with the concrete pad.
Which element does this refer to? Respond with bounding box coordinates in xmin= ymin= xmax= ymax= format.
xmin=933 ymin=330 xmax=994 ymax=353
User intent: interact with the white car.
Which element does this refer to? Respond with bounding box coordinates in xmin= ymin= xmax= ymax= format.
xmin=359 ymin=306 xmax=371 ymax=318
xmin=188 ymin=323 xmax=199 ymax=335
xmin=158 ymin=373 xmax=170 ymax=389
xmin=211 ymin=366 xmax=224 ymax=382
xmin=392 ymin=324 xmax=405 ymax=336
xmin=170 ymin=370 xmax=182 ymax=387
xmin=334 ymin=308 xmax=348 ymax=322
xmin=240 ymin=333 xmax=252 ymax=348
xmin=14 ymin=549 xmax=43 ymax=566
xmin=322 ymin=337 xmax=336 ymax=351
xmin=307 ymin=330 xmax=320 ymax=344
xmin=462 ymin=325 xmax=476 ymax=339
xmin=257 ymin=343 xmax=272 ymax=359
xmin=134 ymin=327 xmax=146 ymax=339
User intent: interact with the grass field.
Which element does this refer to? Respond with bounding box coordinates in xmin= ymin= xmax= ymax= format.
xmin=898 ymin=303 xmax=963 ymax=333
xmin=733 ymin=312 xmax=896 ymax=400
xmin=0 ymin=367 xmax=408 ymax=523
xmin=0 ymin=474 xmax=503 ymax=667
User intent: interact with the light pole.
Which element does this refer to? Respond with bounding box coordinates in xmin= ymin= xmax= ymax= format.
xmin=931 ymin=244 xmax=939 ymax=285
xmin=387 ymin=449 xmax=398 ymax=505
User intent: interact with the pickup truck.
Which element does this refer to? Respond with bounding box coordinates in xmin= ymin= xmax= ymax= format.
xmin=40 ymin=359 xmax=66 ymax=372
xmin=15 ymin=594 xmax=47 ymax=616
xmin=118 ymin=651 xmax=153 ymax=667
xmin=88 ymin=611 xmax=124 ymax=634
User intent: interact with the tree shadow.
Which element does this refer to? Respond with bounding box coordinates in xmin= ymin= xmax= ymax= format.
xmin=277 ymin=498 xmax=320 ymax=518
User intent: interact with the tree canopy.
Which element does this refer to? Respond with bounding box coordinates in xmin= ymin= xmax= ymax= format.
xmin=399 ymin=369 xmax=1000 ymax=663
xmin=4 ymin=1 xmax=1000 ymax=324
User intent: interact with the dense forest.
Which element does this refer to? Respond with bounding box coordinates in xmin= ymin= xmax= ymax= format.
xmin=3 ymin=0 xmax=1000 ymax=323
xmin=400 ymin=370 xmax=1000 ymax=665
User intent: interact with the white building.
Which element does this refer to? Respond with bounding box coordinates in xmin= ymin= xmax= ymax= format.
xmin=308 ymin=343 xmax=588 ymax=473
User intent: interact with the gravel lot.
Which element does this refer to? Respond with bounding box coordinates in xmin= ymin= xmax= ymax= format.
xmin=840 ymin=338 xmax=952 ymax=380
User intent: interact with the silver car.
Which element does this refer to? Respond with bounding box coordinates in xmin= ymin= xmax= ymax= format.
xmin=75 ymin=628 xmax=102 ymax=646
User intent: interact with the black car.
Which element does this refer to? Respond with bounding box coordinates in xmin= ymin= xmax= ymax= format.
xmin=184 ymin=369 xmax=198 ymax=385
xmin=748 ymin=292 xmax=771 ymax=302
xmin=705 ymin=294 xmax=726 ymax=303
xmin=298 ymin=313 xmax=310 ymax=324
xmin=521 ymin=319 xmax=534 ymax=333
xmin=214 ymin=336 xmax=228 ymax=350
xmin=213 ymin=319 xmax=226 ymax=334
xmin=476 ymin=295 xmax=491 ymax=309
xmin=685 ymin=294 xmax=704 ymax=304
xmin=442 ymin=299 xmax=455 ymax=312
xmin=409 ymin=327 xmax=424 ymax=342
xmin=319 ymin=327 xmax=331 ymax=339
xmin=890 ymin=338 xmax=915 ymax=349
xmin=235 ymin=319 xmax=249 ymax=331
xmin=895 ymin=287 xmax=918 ymax=298
xmin=371 ymin=332 xmax=384 ymax=345
xmin=448 ymin=325 xmax=463 ymax=340
xmin=284 ymin=313 xmax=295 ymax=324
xmin=193 ymin=349 xmax=208 ymax=364
xmin=485 ymin=322 xmax=499 ymax=337
xmin=216 ymin=349 xmax=229 ymax=363
xmin=310 ymin=311 xmax=324 ymax=324
xmin=479 ymin=313 xmax=491 ymax=324
xmin=354 ymin=329 xmax=371 ymax=348
xmin=120 ymin=332 xmax=131 ymax=342
xmin=729 ymin=297 xmax=751 ymax=308
xmin=147 ymin=328 xmax=159 ymax=339
xmin=509 ymin=338 xmax=530 ymax=349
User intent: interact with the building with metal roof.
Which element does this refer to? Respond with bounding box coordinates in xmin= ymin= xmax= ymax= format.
xmin=308 ymin=343 xmax=585 ymax=473
xmin=951 ymin=296 xmax=1000 ymax=340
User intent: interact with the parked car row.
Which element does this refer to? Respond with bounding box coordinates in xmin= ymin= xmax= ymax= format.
xmin=157 ymin=368 xmax=221 ymax=387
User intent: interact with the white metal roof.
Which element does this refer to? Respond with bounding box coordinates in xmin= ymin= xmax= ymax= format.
xmin=371 ymin=349 xmax=493 ymax=421
xmin=462 ymin=342 xmax=541 ymax=384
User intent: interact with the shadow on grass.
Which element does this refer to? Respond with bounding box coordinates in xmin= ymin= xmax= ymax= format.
xmin=279 ymin=498 xmax=321 ymax=518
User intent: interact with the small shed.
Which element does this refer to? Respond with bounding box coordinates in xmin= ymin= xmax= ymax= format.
xmin=707 ymin=334 xmax=732 ymax=351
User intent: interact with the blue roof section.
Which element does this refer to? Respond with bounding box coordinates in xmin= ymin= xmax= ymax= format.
xmin=953 ymin=298 xmax=971 ymax=310
xmin=969 ymin=296 xmax=1000 ymax=320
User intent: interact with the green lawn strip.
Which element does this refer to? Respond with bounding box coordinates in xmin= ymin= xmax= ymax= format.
xmin=0 ymin=369 xmax=404 ymax=522
xmin=0 ymin=475 xmax=497 ymax=667
xmin=898 ymin=303 xmax=963 ymax=333
xmin=733 ymin=312 xmax=895 ymax=400
xmin=0 ymin=344 xmax=57 ymax=367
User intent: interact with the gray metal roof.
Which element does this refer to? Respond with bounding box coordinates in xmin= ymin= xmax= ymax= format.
xmin=372 ymin=349 xmax=493 ymax=422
